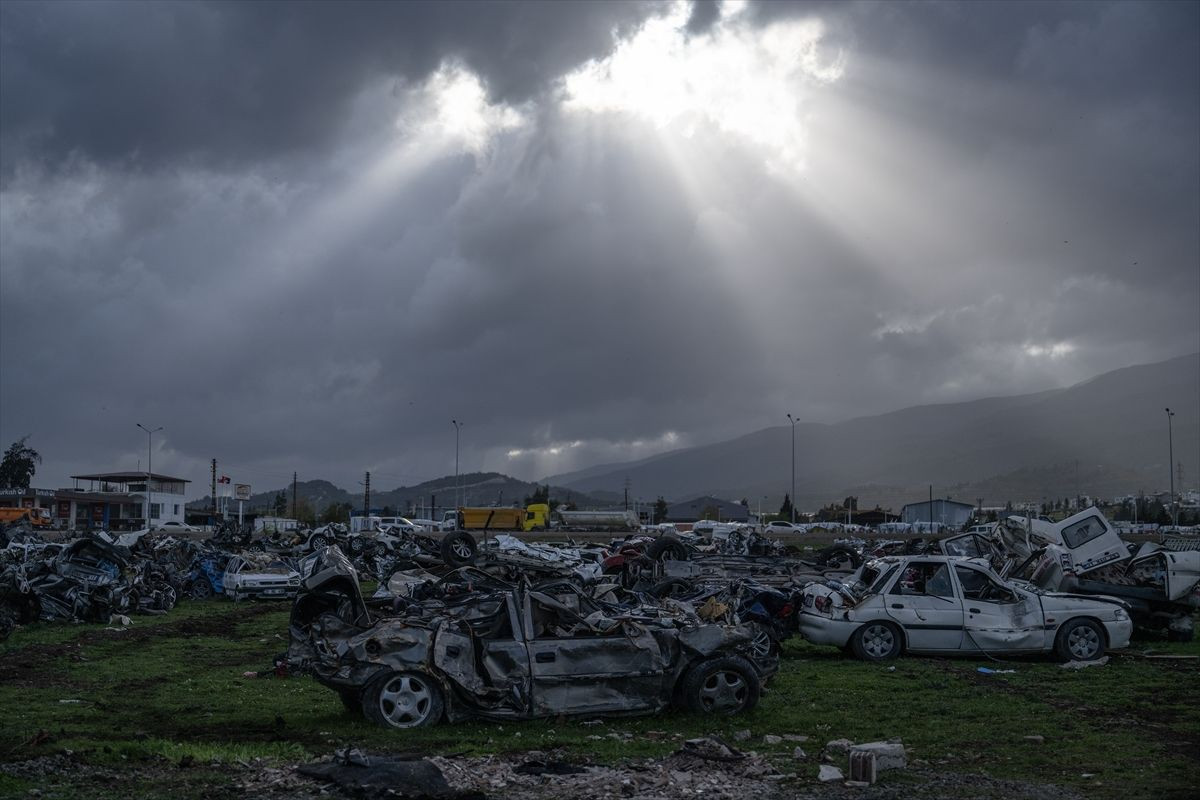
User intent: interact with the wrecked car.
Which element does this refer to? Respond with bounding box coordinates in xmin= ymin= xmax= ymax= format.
xmin=798 ymin=555 xmax=1132 ymax=662
xmin=289 ymin=547 xmax=775 ymax=729
xmin=223 ymin=555 xmax=301 ymax=601
xmin=992 ymin=509 xmax=1200 ymax=641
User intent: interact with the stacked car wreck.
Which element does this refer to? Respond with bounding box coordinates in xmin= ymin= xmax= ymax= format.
xmin=287 ymin=547 xmax=779 ymax=728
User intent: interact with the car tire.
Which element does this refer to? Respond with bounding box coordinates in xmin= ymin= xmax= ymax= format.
xmin=361 ymin=670 xmax=444 ymax=729
xmin=815 ymin=546 xmax=862 ymax=571
xmin=190 ymin=580 xmax=213 ymax=601
xmin=309 ymin=534 xmax=329 ymax=551
xmin=1055 ymin=618 xmax=1106 ymax=662
xmin=160 ymin=585 xmax=177 ymax=610
xmin=348 ymin=537 xmax=364 ymax=555
xmin=646 ymin=535 xmax=689 ymax=563
xmin=249 ymin=542 xmax=265 ymax=553
xmin=650 ymin=578 xmax=694 ymax=599
xmin=851 ymin=621 xmax=902 ymax=661
xmin=440 ymin=532 xmax=477 ymax=566
xmin=680 ymin=655 xmax=761 ymax=715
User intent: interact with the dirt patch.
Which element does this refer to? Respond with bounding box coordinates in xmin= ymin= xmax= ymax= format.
xmin=0 ymin=748 xmax=1091 ymax=800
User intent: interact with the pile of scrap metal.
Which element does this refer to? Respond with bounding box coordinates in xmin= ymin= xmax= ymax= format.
xmin=0 ymin=531 xmax=186 ymax=638
xmin=287 ymin=547 xmax=779 ymax=728
xmin=0 ymin=524 xmax=304 ymax=639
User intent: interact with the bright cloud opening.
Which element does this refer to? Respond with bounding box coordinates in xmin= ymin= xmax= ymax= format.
xmin=562 ymin=1 xmax=845 ymax=171
xmin=399 ymin=64 xmax=525 ymax=157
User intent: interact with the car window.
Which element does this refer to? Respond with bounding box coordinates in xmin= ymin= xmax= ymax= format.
xmin=1061 ymin=515 xmax=1108 ymax=549
xmin=889 ymin=562 xmax=955 ymax=598
xmin=954 ymin=566 xmax=1017 ymax=603
xmin=943 ymin=535 xmax=986 ymax=558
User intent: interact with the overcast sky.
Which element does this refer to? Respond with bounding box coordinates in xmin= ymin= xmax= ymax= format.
xmin=2 ymin=0 xmax=1197 ymax=497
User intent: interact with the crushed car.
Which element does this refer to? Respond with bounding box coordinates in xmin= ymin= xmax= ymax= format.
xmin=798 ymin=555 xmax=1132 ymax=662
xmin=223 ymin=554 xmax=301 ymax=601
xmin=288 ymin=547 xmax=776 ymax=728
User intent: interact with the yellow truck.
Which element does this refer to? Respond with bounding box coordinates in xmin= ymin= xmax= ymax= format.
xmin=455 ymin=503 xmax=551 ymax=532
xmin=0 ymin=506 xmax=52 ymax=527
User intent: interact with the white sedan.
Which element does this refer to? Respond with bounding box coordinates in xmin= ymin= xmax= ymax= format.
xmin=223 ymin=555 xmax=300 ymax=601
xmin=763 ymin=521 xmax=801 ymax=534
xmin=798 ymin=556 xmax=1131 ymax=662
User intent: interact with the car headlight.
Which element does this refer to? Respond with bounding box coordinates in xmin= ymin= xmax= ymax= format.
xmin=1114 ymin=607 xmax=1128 ymax=621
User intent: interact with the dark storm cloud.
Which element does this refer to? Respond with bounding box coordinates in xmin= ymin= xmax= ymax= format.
xmin=0 ymin=0 xmax=660 ymax=176
xmin=1 ymin=1 xmax=1197 ymax=494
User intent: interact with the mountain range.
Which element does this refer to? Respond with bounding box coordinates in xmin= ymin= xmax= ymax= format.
xmin=189 ymin=353 xmax=1198 ymax=515
xmin=543 ymin=352 xmax=1200 ymax=511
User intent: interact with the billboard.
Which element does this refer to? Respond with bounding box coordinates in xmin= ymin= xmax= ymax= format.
xmin=234 ymin=483 xmax=252 ymax=501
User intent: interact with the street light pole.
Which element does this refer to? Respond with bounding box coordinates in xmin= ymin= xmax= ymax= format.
xmin=786 ymin=413 xmax=799 ymax=524
xmin=451 ymin=419 xmax=463 ymax=517
xmin=1165 ymin=408 xmax=1176 ymax=527
xmin=136 ymin=423 xmax=163 ymax=530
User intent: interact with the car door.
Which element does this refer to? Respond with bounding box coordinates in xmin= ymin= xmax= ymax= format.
xmin=954 ymin=565 xmax=1045 ymax=653
xmin=433 ymin=593 xmax=532 ymax=716
xmin=883 ymin=561 xmax=964 ymax=651
xmin=523 ymin=591 xmax=666 ymax=717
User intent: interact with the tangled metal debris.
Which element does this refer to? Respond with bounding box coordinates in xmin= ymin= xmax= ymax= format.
xmin=287 ymin=547 xmax=779 ymax=727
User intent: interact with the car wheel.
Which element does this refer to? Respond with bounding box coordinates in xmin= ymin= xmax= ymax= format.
xmin=309 ymin=534 xmax=329 ymax=551
xmin=851 ymin=621 xmax=902 ymax=661
xmin=362 ymin=670 xmax=444 ymax=729
xmin=650 ymin=578 xmax=694 ymax=600
xmin=248 ymin=542 xmax=265 ymax=553
xmin=440 ymin=532 xmax=477 ymax=566
xmin=748 ymin=624 xmax=779 ymax=663
xmin=1055 ymin=618 xmax=1106 ymax=661
xmin=349 ymin=537 xmax=364 ymax=554
xmin=680 ymin=655 xmax=761 ymax=715
xmin=160 ymin=585 xmax=177 ymax=610
xmin=190 ymin=580 xmax=213 ymax=601
xmin=815 ymin=546 xmax=862 ymax=571
xmin=646 ymin=535 xmax=689 ymax=563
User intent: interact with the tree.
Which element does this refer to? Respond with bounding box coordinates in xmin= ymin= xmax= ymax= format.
xmin=381 ymin=505 xmax=396 ymax=517
xmin=778 ymin=494 xmax=793 ymax=519
xmin=319 ymin=502 xmax=353 ymax=525
xmin=524 ymin=484 xmax=550 ymax=506
xmin=273 ymin=492 xmax=287 ymax=516
xmin=841 ymin=496 xmax=858 ymax=512
xmin=653 ymin=496 xmax=669 ymax=524
xmin=0 ymin=437 xmax=41 ymax=490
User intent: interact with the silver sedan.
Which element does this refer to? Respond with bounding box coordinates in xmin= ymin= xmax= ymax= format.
xmin=798 ymin=556 xmax=1131 ymax=661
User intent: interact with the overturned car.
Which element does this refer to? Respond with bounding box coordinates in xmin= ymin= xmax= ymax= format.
xmin=799 ymin=555 xmax=1132 ymax=662
xmin=288 ymin=548 xmax=776 ymax=728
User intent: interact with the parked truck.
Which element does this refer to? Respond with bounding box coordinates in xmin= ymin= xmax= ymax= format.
xmin=0 ymin=507 xmax=51 ymax=528
xmin=453 ymin=504 xmax=552 ymax=532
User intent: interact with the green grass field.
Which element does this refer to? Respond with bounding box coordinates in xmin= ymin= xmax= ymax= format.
xmin=1 ymin=599 xmax=1197 ymax=799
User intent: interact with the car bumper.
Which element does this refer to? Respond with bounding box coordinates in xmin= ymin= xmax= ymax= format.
xmin=226 ymin=584 xmax=299 ymax=600
xmin=797 ymin=612 xmax=859 ymax=648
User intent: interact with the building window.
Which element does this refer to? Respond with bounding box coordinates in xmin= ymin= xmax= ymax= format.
xmin=174 ymin=504 xmax=180 ymax=515
xmin=150 ymin=503 xmax=161 ymax=520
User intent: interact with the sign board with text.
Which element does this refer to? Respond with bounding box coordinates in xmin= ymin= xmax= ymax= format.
xmin=234 ymin=483 xmax=252 ymax=501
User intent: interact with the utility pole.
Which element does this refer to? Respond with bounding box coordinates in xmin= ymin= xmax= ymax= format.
xmin=136 ymin=424 xmax=162 ymax=528
xmin=929 ymin=484 xmax=934 ymax=532
xmin=1165 ymin=408 xmax=1176 ymax=527
xmin=452 ymin=420 xmax=463 ymax=512
xmin=623 ymin=476 xmax=631 ymax=510
xmin=787 ymin=414 xmax=799 ymax=524
xmin=292 ymin=471 xmax=298 ymax=519
xmin=363 ymin=471 xmax=370 ymax=518
xmin=211 ymin=459 xmax=217 ymax=519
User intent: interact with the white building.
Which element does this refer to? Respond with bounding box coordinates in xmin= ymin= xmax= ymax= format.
xmin=68 ymin=471 xmax=190 ymax=529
